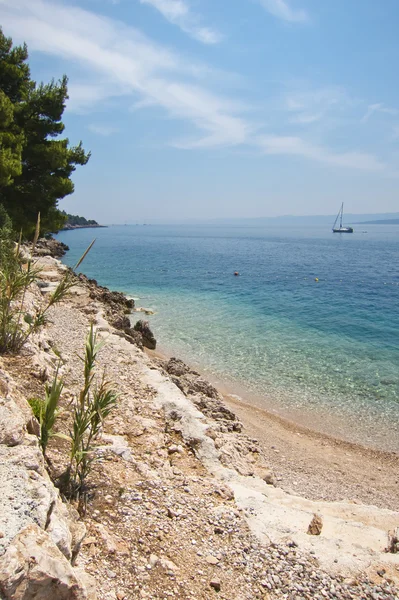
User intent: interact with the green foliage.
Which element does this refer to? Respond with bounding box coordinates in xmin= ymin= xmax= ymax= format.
xmin=67 ymin=324 xmax=118 ymax=505
xmin=0 ymin=91 xmax=24 ymax=186
xmin=0 ymin=28 xmax=90 ymax=236
xmin=0 ymin=224 xmax=95 ymax=354
xmin=0 ymin=205 xmax=17 ymax=272
xmin=28 ymin=361 xmax=64 ymax=454
xmin=62 ymin=211 xmax=99 ymax=227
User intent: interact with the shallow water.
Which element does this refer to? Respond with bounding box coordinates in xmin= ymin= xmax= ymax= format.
xmin=57 ymin=224 xmax=399 ymax=451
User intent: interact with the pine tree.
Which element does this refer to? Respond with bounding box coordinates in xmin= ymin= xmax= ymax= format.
xmin=0 ymin=28 xmax=90 ymax=235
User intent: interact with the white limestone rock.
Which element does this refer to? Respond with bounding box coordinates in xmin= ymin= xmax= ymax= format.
xmin=0 ymin=524 xmax=88 ymax=600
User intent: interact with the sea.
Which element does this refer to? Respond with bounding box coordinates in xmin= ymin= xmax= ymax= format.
xmin=56 ymin=224 xmax=399 ymax=453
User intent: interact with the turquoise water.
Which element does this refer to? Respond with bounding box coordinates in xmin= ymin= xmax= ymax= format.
xmin=57 ymin=224 xmax=399 ymax=451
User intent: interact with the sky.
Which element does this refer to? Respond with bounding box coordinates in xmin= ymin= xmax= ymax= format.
xmin=1 ymin=0 xmax=399 ymax=223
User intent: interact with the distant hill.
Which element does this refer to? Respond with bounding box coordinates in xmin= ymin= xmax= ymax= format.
xmin=353 ymin=219 xmax=399 ymax=225
xmin=143 ymin=212 xmax=399 ymax=226
xmin=61 ymin=211 xmax=105 ymax=230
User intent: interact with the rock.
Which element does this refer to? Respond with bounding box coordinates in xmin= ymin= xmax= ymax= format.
xmin=160 ymin=558 xmax=178 ymax=572
xmin=32 ymin=238 xmax=69 ymax=258
xmin=119 ymin=329 xmax=144 ymax=349
xmin=205 ymin=555 xmax=219 ymax=565
xmin=257 ymin=467 xmax=275 ymax=486
xmin=213 ymin=486 xmax=234 ymax=501
xmin=218 ymin=441 xmax=255 ymax=477
xmin=111 ymin=315 xmax=131 ymax=331
xmin=26 ymin=415 xmax=41 ymax=438
xmin=149 ymin=554 xmax=159 ymax=567
xmin=0 ymin=398 xmax=27 ymax=446
xmin=165 ymin=358 xmax=191 ymax=377
xmin=187 ymin=378 xmax=219 ymax=400
xmin=307 ymin=513 xmax=323 ymax=536
xmin=94 ymin=524 xmax=118 ymax=554
xmin=0 ymin=440 xmax=85 ymax=563
xmin=386 ymin=528 xmax=399 ymax=553
xmin=0 ymin=523 xmax=89 ymax=599
xmin=133 ymin=320 xmax=156 ymax=350
xmin=134 ymin=307 xmax=154 ymax=315
xmin=209 ymin=578 xmax=221 ymax=592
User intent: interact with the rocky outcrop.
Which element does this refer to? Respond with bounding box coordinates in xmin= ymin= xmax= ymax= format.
xmin=0 ymin=524 xmax=88 ymax=600
xmin=162 ymin=357 xmax=242 ymax=433
xmin=32 ymin=237 xmax=69 ymax=258
xmin=0 ymin=370 xmax=92 ymax=599
xmin=133 ymin=319 xmax=156 ymax=350
xmin=81 ymin=275 xmax=134 ymax=315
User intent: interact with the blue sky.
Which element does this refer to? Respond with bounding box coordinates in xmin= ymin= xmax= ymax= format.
xmin=1 ymin=0 xmax=399 ymax=222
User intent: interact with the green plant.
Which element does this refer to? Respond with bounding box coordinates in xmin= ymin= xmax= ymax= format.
xmin=67 ymin=324 xmax=117 ymax=503
xmin=28 ymin=361 xmax=64 ymax=454
xmin=0 ymin=28 xmax=90 ymax=236
xmin=0 ymin=217 xmax=95 ymax=354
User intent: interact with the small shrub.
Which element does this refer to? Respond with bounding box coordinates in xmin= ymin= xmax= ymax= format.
xmin=0 ymin=212 xmax=95 ymax=354
xmin=28 ymin=361 xmax=64 ymax=454
xmin=66 ymin=324 xmax=118 ymax=506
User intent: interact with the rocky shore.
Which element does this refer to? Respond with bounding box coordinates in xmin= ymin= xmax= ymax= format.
xmin=61 ymin=225 xmax=107 ymax=231
xmin=0 ymin=239 xmax=398 ymax=599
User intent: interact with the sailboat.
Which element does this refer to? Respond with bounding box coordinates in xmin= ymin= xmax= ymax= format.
xmin=332 ymin=203 xmax=353 ymax=233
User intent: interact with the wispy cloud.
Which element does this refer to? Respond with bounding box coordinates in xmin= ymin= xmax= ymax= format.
xmin=87 ymin=124 xmax=119 ymax=136
xmin=258 ymin=135 xmax=385 ymax=171
xmin=0 ymin=0 xmax=387 ymax=173
xmin=1 ymin=0 xmax=239 ymax=145
xmin=361 ymin=103 xmax=398 ymax=123
xmin=140 ymin=0 xmax=222 ymax=44
xmin=285 ymin=86 xmax=349 ymax=125
xmin=257 ymin=0 xmax=308 ymax=23
xmin=67 ymin=82 xmax=128 ymax=113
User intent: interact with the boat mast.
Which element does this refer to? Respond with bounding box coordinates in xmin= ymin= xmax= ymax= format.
xmin=332 ymin=206 xmax=340 ymax=230
xmin=340 ymin=203 xmax=344 ymax=228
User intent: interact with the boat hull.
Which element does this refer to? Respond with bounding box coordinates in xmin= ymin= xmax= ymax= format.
xmin=332 ymin=227 xmax=353 ymax=233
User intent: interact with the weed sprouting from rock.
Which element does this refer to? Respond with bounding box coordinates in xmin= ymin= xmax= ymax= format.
xmin=65 ymin=324 xmax=118 ymax=510
xmin=0 ymin=212 xmax=95 ymax=354
xmin=28 ymin=360 xmax=64 ymax=454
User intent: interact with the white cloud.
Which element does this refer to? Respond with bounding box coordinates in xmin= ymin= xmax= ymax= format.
xmin=67 ymin=82 xmax=128 ymax=113
xmin=87 ymin=124 xmax=119 ymax=136
xmin=285 ymin=86 xmax=349 ymax=125
xmin=0 ymin=0 xmax=387 ymax=173
xmin=257 ymin=0 xmax=308 ymax=23
xmin=361 ymin=103 xmax=398 ymax=123
xmin=140 ymin=0 xmax=222 ymax=44
xmin=0 ymin=0 xmax=240 ymax=145
xmin=258 ymin=135 xmax=385 ymax=171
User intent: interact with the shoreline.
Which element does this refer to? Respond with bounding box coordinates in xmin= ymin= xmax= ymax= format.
xmin=55 ymin=227 xmax=399 ymax=457
xmin=158 ymin=343 xmax=399 ymax=453
xmin=53 ymin=235 xmax=399 ymax=509
xmin=60 ymin=224 xmax=107 ymax=231
xmin=3 ymin=241 xmax=397 ymax=598
xmin=145 ymin=345 xmax=399 ymax=512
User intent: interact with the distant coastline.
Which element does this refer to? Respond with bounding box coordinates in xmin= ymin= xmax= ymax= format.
xmin=353 ymin=218 xmax=399 ymax=225
xmin=61 ymin=223 xmax=107 ymax=231
xmin=60 ymin=211 xmax=107 ymax=230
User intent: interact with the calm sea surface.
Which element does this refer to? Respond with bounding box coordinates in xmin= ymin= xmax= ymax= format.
xmin=56 ymin=224 xmax=399 ymax=452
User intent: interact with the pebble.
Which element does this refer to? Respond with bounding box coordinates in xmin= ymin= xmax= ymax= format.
xmin=22 ymin=265 xmax=399 ymax=600
xmin=209 ymin=578 xmax=221 ymax=592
